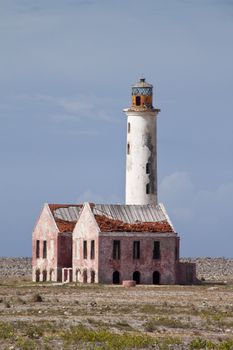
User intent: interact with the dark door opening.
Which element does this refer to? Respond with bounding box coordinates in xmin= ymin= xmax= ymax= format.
xmin=91 ymin=270 xmax=95 ymax=283
xmin=83 ymin=269 xmax=87 ymax=283
xmin=153 ymin=271 xmax=160 ymax=285
xmin=36 ymin=269 xmax=40 ymax=282
xmin=112 ymin=271 xmax=120 ymax=284
xmin=133 ymin=271 xmax=140 ymax=284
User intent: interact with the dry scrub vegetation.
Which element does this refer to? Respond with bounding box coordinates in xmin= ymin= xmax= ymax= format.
xmin=0 ymin=278 xmax=233 ymax=349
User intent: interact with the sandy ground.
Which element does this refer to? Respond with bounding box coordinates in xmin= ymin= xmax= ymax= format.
xmin=0 ymin=278 xmax=233 ymax=349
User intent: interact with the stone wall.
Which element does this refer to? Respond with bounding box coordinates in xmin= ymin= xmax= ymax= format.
xmin=1 ymin=257 xmax=233 ymax=281
xmin=180 ymin=257 xmax=233 ymax=281
xmin=0 ymin=258 xmax=31 ymax=279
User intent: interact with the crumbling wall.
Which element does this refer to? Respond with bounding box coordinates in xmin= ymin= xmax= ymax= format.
xmin=32 ymin=204 xmax=59 ymax=282
xmin=177 ymin=262 xmax=197 ymax=284
xmin=72 ymin=203 xmax=100 ymax=283
xmin=98 ymin=232 xmax=179 ymax=284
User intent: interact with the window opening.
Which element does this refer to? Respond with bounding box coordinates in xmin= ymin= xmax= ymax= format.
xmin=146 ymin=183 xmax=150 ymax=194
xmin=146 ymin=162 xmax=151 ymax=174
xmin=91 ymin=240 xmax=95 ymax=259
xmin=113 ymin=240 xmax=121 ymax=260
xmin=43 ymin=241 xmax=47 ymax=259
xmin=36 ymin=240 xmax=40 ymax=258
xmin=136 ymin=96 xmax=141 ymax=106
xmin=133 ymin=271 xmax=140 ymax=284
xmin=133 ymin=241 xmax=140 ymax=259
xmin=153 ymin=271 xmax=160 ymax=285
xmin=153 ymin=241 xmax=160 ymax=259
xmin=83 ymin=240 xmax=87 ymax=259
xmin=112 ymin=271 xmax=120 ymax=284
xmin=127 ymin=143 xmax=130 ymax=155
xmin=128 ymin=122 xmax=131 ymax=133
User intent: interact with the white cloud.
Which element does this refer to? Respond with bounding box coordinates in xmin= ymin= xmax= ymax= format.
xmin=76 ymin=189 xmax=121 ymax=204
xmin=15 ymin=93 xmax=118 ymax=123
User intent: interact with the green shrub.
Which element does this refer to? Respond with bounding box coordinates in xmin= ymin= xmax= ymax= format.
xmin=0 ymin=322 xmax=14 ymax=339
xmin=60 ymin=325 xmax=154 ymax=349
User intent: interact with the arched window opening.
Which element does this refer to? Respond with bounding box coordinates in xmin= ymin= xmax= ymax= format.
xmin=128 ymin=122 xmax=131 ymax=133
xmin=146 ymin=183 xmax=150 ymax=194
xmin=136 ymin=96 xmax=141 ymax=106
xmin=42 ymin=270 xmax=47 ymax=282
xmin=112 ymin=271 xmax=120 ymax=284
xmin=127 ymin=143 xmax=130 ymax=155
xmin=133 ymin=271 xmax=140 ymax=284
xmin=153 ymin=271 xmax=160 ymax=285
xmin=83 ymin=269 xmax=87 ymax=283
xmin=36 ymin=269 xmax=40 ymax=282
xmin=91 ymin=270 xmax=95 ymax=283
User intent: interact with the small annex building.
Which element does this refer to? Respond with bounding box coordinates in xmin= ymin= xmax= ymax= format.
xmin=32 ymin=202 xmax=196 ymax=285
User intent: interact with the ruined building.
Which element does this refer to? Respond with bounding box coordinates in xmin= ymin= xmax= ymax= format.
xmin=32 ymin=78 xmax=196 ymax=284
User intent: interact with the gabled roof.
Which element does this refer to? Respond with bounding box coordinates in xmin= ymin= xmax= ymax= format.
xmin=47 ymin=203 xmax=174 ymax=233
xmin=48 ymin=204 xmax=83 ymax=233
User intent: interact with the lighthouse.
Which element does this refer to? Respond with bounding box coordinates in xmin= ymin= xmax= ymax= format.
xmin=124 ymin=78 xmax=160 ymax=205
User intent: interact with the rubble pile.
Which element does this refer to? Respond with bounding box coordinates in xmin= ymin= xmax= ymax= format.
xmin=95 ymin=215 xmax=173 ymax=232
xmin=55 ymin=219 xmax=76 ymax=232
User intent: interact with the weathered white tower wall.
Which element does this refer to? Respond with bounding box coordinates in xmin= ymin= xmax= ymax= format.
xmin=124 ymin=78 xmax=160 ymax=205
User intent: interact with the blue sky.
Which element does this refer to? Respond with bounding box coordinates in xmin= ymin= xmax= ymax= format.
xmin=0 ymin=0 xmax=232 ymax=257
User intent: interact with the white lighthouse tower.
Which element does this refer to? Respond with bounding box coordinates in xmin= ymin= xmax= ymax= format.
xmin=124 ymin=78 xmax=160 ymax=205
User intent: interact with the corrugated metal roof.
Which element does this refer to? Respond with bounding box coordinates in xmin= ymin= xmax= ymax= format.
xmin=53 ymin=206 xmax=82 ymax=222
xmin=93 ymin=204 xmax=167 ymax=224
xmin=51 ymin=203 xmax=174 ymax=231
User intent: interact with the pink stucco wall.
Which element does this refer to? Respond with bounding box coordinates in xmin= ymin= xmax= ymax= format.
xmin=32 ymin=204 xmax=72 ymax=282
xmin=72 ymin=203 xmax=100 ymax=283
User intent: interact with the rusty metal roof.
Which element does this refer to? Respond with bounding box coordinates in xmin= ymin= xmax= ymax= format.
xmin=49 ymin=203 xmax=175 ymax=233
xmin=52 ymin=205 xmax=82 ymax=222
xmin=93 ymin=204 xmax=168 ymax=224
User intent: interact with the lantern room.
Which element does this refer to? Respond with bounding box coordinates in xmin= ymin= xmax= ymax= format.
xmin=131 ymin=78 xmax=153 ymax=109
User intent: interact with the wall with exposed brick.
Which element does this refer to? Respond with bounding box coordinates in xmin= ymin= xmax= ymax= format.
xmin=98 ymin=232 xmax=179 ymax=284
xmin=58 ymin=234 xmax=72 ymax=268
xmin=177 ymin=262 xmax=197 ymax=284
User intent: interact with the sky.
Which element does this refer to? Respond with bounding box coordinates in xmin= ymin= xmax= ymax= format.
xmin=0 ymin=0 xmax=232 ymax=257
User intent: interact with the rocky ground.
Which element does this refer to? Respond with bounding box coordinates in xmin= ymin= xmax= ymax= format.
xmin=0 ymin=257 xmax=233 ymax=281
xmin=0 ymin=258 xmax=233 ymax=349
